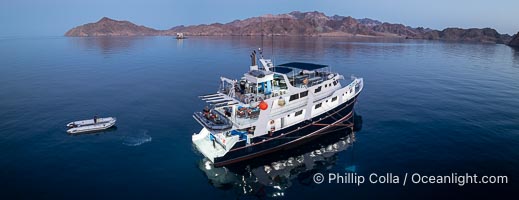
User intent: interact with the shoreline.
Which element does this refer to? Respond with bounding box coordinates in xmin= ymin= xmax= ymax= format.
xmin=62 ymin=34 xmax=512 ymax=45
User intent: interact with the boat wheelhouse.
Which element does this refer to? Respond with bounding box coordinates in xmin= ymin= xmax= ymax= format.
xmin=192 ymin=49 xmax=363 ymax=166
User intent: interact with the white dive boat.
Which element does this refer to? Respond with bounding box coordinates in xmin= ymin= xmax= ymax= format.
xmin=66 ymin=117 xmax=116 ymax=134
xmin=176 ymin=32 xmax=186 ymax=39
xmin=192 ymin=49 xmax=363 ymax=167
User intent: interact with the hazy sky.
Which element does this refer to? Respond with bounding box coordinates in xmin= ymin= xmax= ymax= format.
xmin=0 ymin=0 xmax=517 ymax=36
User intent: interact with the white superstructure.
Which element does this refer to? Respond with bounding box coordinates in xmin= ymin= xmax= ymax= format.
xmin=192 ymin=49 xmax=363 ymax=164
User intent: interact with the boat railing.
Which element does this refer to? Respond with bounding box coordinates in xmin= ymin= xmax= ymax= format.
xmin=231 ymin=106 xmax=260 ymax=127
xmin=353 ymin=77 xmax=364 ymax=95
xmin=221 ymin=134 xmax=240 ymax=150
xmin=289 ymin=71 xmax=335 ymax=88
xmin=210 ymin=132 xmax=240 ymax=151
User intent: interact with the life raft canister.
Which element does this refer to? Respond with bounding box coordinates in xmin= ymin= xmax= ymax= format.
xmin=278 ymin=98 xmax=285 ymax=106
xmin=269 ymin=120 xmax=275 ymax=125
xmin=259 ymin=101 xmax=268 ymax=110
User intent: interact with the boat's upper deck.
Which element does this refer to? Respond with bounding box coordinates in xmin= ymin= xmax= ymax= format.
xmin=217 ymin=61 xmax=337 ymax=103
xmin=197 ymin=50 xmax=350 ymax=129
xmin=273 ymin=67 xmax=335 ymax=89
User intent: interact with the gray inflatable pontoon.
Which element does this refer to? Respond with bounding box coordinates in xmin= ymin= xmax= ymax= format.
xmin=66 ymin=117 xmax=116 ymax=134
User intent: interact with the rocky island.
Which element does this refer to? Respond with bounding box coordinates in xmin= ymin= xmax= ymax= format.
xmin=508 ymin=32 xmax=519 ymax=47
xmin=66 ymin=11 xmax=512 ymax=44
xmin=65 ymin=17 xmax=160 ymax=36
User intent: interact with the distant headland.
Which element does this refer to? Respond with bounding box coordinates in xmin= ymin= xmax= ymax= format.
xmin=65 ymin=11 xmax=516 ymax=45
xmin=508 ymin=32 xmax=519 ymax=47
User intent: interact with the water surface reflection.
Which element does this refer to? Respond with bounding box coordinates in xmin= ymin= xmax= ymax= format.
xmin=512 ymin=46 xmax=519 ymax=66
xmin=198 ymin=114 xmax=362 ymax=198
xmin=67 ymin=36 xmax=147 ymax=54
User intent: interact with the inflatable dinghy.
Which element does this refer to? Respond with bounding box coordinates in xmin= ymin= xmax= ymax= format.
xmin=66 ymin=117 xmax=116 ymax=134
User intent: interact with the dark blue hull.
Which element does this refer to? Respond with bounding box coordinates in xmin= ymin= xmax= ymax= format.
xmin=214 ymin=95 xmax=359 ymax=167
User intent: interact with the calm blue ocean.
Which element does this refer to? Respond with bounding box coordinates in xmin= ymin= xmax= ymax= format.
xmin=0 ymin=36 xmax=518 ymax=199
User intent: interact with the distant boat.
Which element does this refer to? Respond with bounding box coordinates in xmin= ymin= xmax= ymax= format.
xmin=66 ymin=117 xmax=116 ymax=134
xmin=176 ymin=33 xmax=186 ymax=39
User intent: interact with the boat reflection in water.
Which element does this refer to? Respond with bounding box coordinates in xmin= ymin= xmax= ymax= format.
xmin=198 ymin=114 xmax=362 ymax=198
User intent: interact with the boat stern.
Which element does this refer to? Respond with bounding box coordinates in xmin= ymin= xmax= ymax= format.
xmin=192 ymin=128 xmax=239 ymax=163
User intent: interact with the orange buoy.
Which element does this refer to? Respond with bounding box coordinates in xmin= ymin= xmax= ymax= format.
xmin=259 ymin=101 xmax=268 ymax=110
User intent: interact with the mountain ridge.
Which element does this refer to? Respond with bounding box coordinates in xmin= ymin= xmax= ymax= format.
xmin=65 ymin=17 xmax=159 ymax=37
xmin=65 ymin=11 xmax=512 ymax=44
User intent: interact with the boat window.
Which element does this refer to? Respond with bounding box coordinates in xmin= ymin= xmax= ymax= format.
xmin=315 ymin=86 xmax=322 ymax=93
xmin=274 ymin=74 xmax=287 ymax=89
xmin=289 ymin=94 xmax=299 ymax=101
xmin=333 ymin=81 xmax=337 ymax=86
xmin=295 ymin=110 xmax=303 ymax=116
xmin=300 ymin=91 xmax=308 ymax=98
xmin=332 ymin=96 xmax=338 ymax=102
xmin=315 ymin=103 xmax=322 ymax=109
